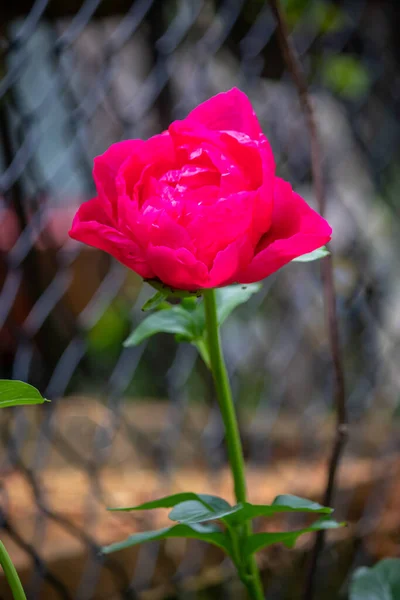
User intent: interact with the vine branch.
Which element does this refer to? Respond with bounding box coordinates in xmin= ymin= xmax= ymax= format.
xmin=269 ymin=1 xmax=348 ymax=598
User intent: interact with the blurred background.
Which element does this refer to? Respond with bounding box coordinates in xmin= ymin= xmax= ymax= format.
xmin=0 ymin=0 xmax=400 ymax=598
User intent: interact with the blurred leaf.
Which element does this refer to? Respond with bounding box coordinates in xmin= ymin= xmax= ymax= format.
xmin=192 ymin=284 xmax=261 ymax=333
xmin=168 ymin=495 xmax=332 ymax=526
xmin=141 ymin=291 xmax=168 ymax=312
xmin=108 ymin=492 xmax=230 ymax=512
xmin=87 ymin=304 xmax=128 ymax=355
xmin=243 ymin=518 xmax=344 ymax=558
xmin=192 ymin=339 xmax=211 ymax=369
xmin=124 ymin=307 xmax=199 ymax=346
xmin=0 ymin=541 xmax=27 ymax=600
xmin=272 ymin=494 xmax=332 ymax=512
xmin=102 ymin=523 xmax=232 ymax=555
xmin=293 ymin=247 xmax=330 ymax=263
xmin=106 ymin=493 xmax=340 ymax=562
xmin=175 ymin=333 xmax=195 ymax=343
xmin=281 ymin=0 xmax=348 ymax=32
xmin=0 ymin=380 xmax=48 ymax=408
xmin=126 ymin=284 xmax=261 ymax=347
xmin=169 ymin=499 xmax=240 ymax=524
xmin=321 ymin=55 xmax=370 ymax=100
xmin=350 ymin=558 xmax=400 ymax=600
xmin=281 ymin=0 xmax=309 ymax=25
xmin=225 ymin=495 xmax=333 ymax=526
xmin=215 ymin=284 xmax=262 ymax=325
xmin=156 ymin=301 xmax=173 ymax=311
xmin=312 ymin=2 xmax=348 ymax=34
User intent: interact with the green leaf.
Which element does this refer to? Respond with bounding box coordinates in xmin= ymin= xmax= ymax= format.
xmin=141 ymin=291 xmax=168 ymax=312
xmin=243 ymin=518 xmax=344 ymax=558
xmin=125 ymin=284 xmax=262 ymax=347
xmin=311 ymin=2 xmax=348 ymax=34
xmin=224 ymin=495 xmax=333 ymax=526
xmin=0 ymin=541 xmax=27 ymax=600
xmin=108 ymin=492 xmax=230 ymax=513
xmin=87 ymin=303 xmax=128 ymax=356
xmin=350 ymin=558 xmax=400 ymax=600
xmin=215 ymin=284 xmax=262 ymax=325
xmin=105 ymin=493 xmax=341 ymax=562
xmin=192 ymin=339 xmax=211 ymax=369
xmin=102 ymin=523 xmax=232 ymax=555
xmin=190 ymin=283 xmax=262 ymax=339
xmin=272 ymin=494 xmax=333 ymax=513
xmin=0 ymin=380 xmax=49 ymax=408
xmin=169 ymin=500 xmax=241 ymax=525
xmin=292 ymin=247 xmax=330 ymax=263
xmin=124 ymin=307 xmax=198 ymax=346
xmin=167 ymin=495 xmax=332 ymax=526
xmin=321 ymin=55 xmax=370 ymax=100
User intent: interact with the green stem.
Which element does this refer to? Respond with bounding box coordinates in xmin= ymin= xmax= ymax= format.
xmin=203 ymin=289 xmax=264 ymax=600
xmin=0 ymin=541 xmax=27 ymax=600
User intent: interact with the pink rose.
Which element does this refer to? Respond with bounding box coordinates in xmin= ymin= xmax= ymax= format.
xmin=69 ymin=88 xmax=331 ymax=290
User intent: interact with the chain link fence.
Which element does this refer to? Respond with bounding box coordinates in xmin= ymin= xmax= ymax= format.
xmin=1 ymin=0 xmax=400 ymax=598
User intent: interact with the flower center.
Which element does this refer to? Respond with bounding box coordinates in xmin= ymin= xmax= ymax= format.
xmin=160 ymin=165 xmax=221 ymax=195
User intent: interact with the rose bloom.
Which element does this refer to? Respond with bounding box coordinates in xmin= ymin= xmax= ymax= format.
xmin=69 ymin=88 xmax=331 ymax=290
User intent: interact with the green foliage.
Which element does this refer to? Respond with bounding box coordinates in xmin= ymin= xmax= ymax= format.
xmin=102 ymin=523 xmax=232 ymax=555
xmin=168 ymin=494 xmax=332 ymax=527
xmin=108 ymin=492 xmax=231 ymax=513
xmin=124 ymin=306 xmax=201 ymax=346
xmin=292 ymin=247 xmax=330 ymax=262
xmin=214 ymin=284 xmax=262 ymax=325
xmin=141 ymin=290 xmax=169 ymax=311
xmin=103 ymin=492 xmax=342 ymax=561
xmin=272 ymin=494 xmax=332 ymax=512
xmin=0 ymin=380 xmax=48 ymax=408
xmin=243 ymin=517 xmax=343 ymax=558
xmin=0 ymin=378 xmax=47 ymax=600
xmin=169 ymin=500 xmax=241 ymax=525
xmin=0 ymin=541 xmax=27 ymax=600
xmin=118 ymin=282 xmax=345 ymax=577
xmin=281 ymin=0 xmax=348 ymax=32
xmin=125 ymin=284 xmax=262 ymax=349
xmin=224 ymin=495 xmax=333 ymax=526
xmin=311 ymin=2 xmax=348 ymax=33
xmin=87 ymin=302 xmax=129 ymax=357
xmin=350 ymin=558 xmax=400 ymax=600
xmin=321 ymin=55 xmax=370 ymax=100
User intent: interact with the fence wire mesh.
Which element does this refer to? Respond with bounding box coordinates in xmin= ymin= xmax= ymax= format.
xmin=1 ymin=0 xmax=400 ymax=598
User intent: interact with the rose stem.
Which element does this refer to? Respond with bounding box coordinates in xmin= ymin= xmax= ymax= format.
xmin=203 ymin=289 xmax=264 ymax=600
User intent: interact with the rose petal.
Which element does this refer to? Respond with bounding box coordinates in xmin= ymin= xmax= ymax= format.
xmin=219 ymin=131 xmax=265 ymax=190
xmin=185 ymin=191 xmax=254 ymax=267
xmin=168 ymin=122 xmax=248 ymax=195
xmin=185 ymin=88 xmax=263 ymax=139
xmin=94 ymin=140 xmax=143 ymax=214
xmin=208 ymin=235 xmax=254 ymax=288
xmin=147 ymin=210 xmax=196 ymax=252
xmin=236 ymin=178 xmax=332 ymax=283
xmin=251 ymin=145 xmax=275 ymax=241
xmin=219 ymin=131 xmax=275 ymax=241
xmin=147 ymin=245 xmax=209 ymax=290
xmin=93 ymin=134 xmax=175 ymax=214
xmin=69 ymin=197 xmax=154 ymax=279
